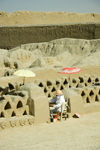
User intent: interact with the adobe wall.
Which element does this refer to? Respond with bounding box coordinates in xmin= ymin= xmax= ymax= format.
xmin=0 ymin=22 xmax=100 ymax=50
xmin=0 ymin=82 xmax=50 ymax=130
xmin=0 ymin=74 xmax=100 ymax=130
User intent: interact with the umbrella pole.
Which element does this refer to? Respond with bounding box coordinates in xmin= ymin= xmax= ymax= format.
xmin=23 ymin=77 xmax=25 ymax=85
xmin=65 ymin=76 xmax=70 ymax=120
xmin=67 ymin=79 xmax=69 ymax=105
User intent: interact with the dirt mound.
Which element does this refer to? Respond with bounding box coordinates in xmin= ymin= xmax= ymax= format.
xmin=0 ymin=11 xmax=100 ymax=25
xmin=0 ymin=38 xmax=100 ymax=79
xmin=9 ymin=38 xmax=100 ymax=68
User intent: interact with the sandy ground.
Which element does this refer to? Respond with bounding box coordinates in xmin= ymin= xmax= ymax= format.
xmin=0 ymin=112 xmax=100 ymax=150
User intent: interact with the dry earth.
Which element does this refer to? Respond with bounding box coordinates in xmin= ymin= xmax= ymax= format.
xmin=0 ymin=11 xmax=100 ymax=150
xmin=0 ymin=112 xmax=100 ymax=150
xmin=0 ymin=11 xmax=100 ymax=25
xmin=0 ymin=38 xmax=100 ymax=81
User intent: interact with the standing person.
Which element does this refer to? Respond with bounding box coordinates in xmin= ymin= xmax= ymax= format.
xmin=49 ymin=90 xmax=65 ymax=118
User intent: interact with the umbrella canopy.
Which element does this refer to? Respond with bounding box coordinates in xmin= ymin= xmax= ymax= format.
xmin=14 ymin=69 xmax=36 ymax=77
xmin=13 ymin=69 xmax=36 ymax=84
xmin=58 ymin=67 xmax=81 ymax=74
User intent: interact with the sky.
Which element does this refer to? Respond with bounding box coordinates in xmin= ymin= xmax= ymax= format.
xmin=0 ymin=0 xmax=100 ymax=14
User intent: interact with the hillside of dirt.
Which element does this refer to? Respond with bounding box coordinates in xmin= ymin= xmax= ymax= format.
xmin=0 ymin=11 xmax=100 ymax=82
xmin=0 ymin=11 xmax=100 ymax=25
xmin=0 ymin=37 xmax=100 ymax=82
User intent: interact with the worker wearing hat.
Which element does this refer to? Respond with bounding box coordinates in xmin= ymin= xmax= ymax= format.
xmin=49 ymin=90 xmax=65 ymax=118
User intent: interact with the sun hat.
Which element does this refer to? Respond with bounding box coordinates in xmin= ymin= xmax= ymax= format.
xmin=75 ymin=113 xmax=80 ymax=117
xmin=54 ymin=90 xmax=63 ymax=95
xmin=73 ymin=113 xmax=80 ymax=118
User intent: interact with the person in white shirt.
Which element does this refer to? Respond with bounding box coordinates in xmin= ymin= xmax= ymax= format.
xmin=49 ymin=90 xmax=65 ymax=117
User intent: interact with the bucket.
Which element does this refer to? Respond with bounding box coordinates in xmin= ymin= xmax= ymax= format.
xmin=53 ymin=117 xmax=57 ymax=122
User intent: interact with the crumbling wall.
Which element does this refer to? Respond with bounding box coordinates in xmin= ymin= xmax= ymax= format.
xmin=17 ymin=83 xmax=50 ymax=124
xmin=35 ymin=74 xmax=100 ymax=116
xmin=0 ymin=82 xmax=50 ymax=130
xmin=34 ymin=74 xmax=100 ymax=99
xmin=0 ymin=89 xmax=34 ymax=130
xmin=0 ymin=22 xmax=100 ymax=49
xmin=0 ymin=75 xmax=100 ymax=130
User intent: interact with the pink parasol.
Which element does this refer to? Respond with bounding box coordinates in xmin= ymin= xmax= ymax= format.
xmin=58 ymin=67 xmax=81 ymax=74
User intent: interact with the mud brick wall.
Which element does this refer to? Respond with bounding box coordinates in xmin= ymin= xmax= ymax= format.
xmin=35 ymin=75 xmax=100 ymax=99
xmin=0 ymin=75 xmax=100 ymax=130
xmin=0 ymin=94 xmax=29 ymax=118
xmin=0 ymin=22 xmax=100 ymax=49
xmin=0 ymin=82 xmax=49 ymax=130
xmin=34 ymin=75 xmax=100 ymax=117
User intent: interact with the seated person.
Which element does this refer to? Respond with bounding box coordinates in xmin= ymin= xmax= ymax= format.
xmin=49 ymin=90 xmax=65 ymax=118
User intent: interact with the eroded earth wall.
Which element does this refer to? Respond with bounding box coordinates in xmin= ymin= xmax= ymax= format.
xmin=0 ymin=22 xmax=100 ymax=49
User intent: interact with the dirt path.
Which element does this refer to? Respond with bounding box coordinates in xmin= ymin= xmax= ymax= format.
xmin=0 ymin=112 xmax=100 ymax=150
